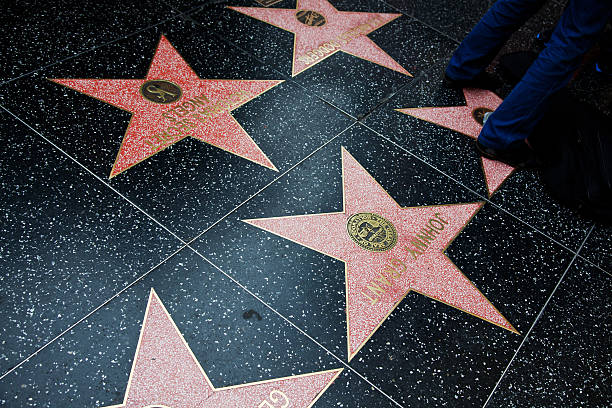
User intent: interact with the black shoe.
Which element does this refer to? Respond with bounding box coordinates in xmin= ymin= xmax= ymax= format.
xmin=443 ymin=71 xmax=502 ymax=91
xmin=475 ymin=139 xmax=540 ymax=169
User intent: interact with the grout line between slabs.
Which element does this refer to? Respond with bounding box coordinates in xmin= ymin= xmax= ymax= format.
xmin=1 ymin=106 xmax=186 ymax=244
xmin=0 ymin=108 xmax=404 ymax=407
xmin=181 ymin=3 xmax=430 ymax=123
xmin=0 ymin=243 xmax=190 ymax=381
xmin=183 ymin=122 xmax=357 ymax=246
xmin=0 ymin=3 xmax=206 ymax=87
xmin=357 ymin=56 xmax=453 ymax=122
xmin=481 ymin=224 xmax=595 ymax=408
xmin=576 ymin=252 xmax=612 ymax=278
xmin=193 ymin=17 xmax=362 ymax=121
xmin=360 ymin=120 xmax=594 ymax=258
xmin=380 ymin=0 xmax=462 ymax=45
xmin=189 ymin=248 xmax=405 ymax=408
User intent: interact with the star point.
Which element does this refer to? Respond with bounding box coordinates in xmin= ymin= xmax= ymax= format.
xmin=396 ymin=87 xmax=515 ymax=196
xmin=51 ymin=35 xmax=283 ymax=178
xmin=245 ymin=147 xmax=517 ymax=360
xmin=102 ymin=288 xmax=342 ymax=408
xmin=230 ymin=0 xmax=411 ymax=77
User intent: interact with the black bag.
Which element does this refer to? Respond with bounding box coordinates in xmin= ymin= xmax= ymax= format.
xmin=533 ymin=94 xmax=612 ymax=223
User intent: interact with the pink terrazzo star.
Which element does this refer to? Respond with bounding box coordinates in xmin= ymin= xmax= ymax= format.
xmin=244 ymin=148 xmax=517 ymax=361
xmin=230 ymin=0 xmax=411 ymax=76
xmin=103 ymin=289 xmax=342 ymax=408
xmin=397 ymin=88 xmax=515 ymax=195
xmin=51 ymin=35 xmax=282 ymax=178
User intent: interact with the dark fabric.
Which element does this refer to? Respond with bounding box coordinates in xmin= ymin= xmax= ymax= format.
xmin=446 ymin=0 xmax=612 ymax=149
xmin=533 ymin=93 xmax=612 ymax=224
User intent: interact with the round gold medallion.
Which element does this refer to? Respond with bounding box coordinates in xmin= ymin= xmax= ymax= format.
xmin=472 ymin=107 xmax=493 ymax=125
xmin=140 ymin=80 xmax=182 ymax=104
xmin=347 ymin=213 xmax=397 ymax=252
xmin=295 ymin=10 xmax=327 ymax=27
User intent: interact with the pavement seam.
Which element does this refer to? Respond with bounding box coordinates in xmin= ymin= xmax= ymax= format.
xmin=1 ymin=105 xmax=403 ymax=407
xmin=0 ymin=243 xmax=190 ymax=381
xmin=360 ymin=120 xmax=593 ymax=258
xmin=481 ymin=224 xmax=595 ymax=408
xmin=0 ymin=3 xmax=205 ymax=87
xmin=380 ymin=0 xmax=463 ymax=45
xmin=189 ymin=15 xmax=362 ymax=121
xmin=576 ymin=252 xmax=612 ymax=278
xmin=183 ymin=122 xmax=357 ymax=246
xmin=191 ymin=249 xmax=406 ymax=408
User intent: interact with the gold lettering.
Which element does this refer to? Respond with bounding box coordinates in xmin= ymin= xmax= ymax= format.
xmin=411 ymin=238 xmax=428 ymax=251
xmin=270 ymin=390 xmax=289 ymax=408
xmin=190 ymin=112 xmax=208 ymax=124
xmin=421 ymin=224 xmax=440 ymax=237
xmin=169 ymin=107 xmax=184 ymax=118
xmin=322 ymin=42 xmax=335 ymax=51
xmin=259 ymin=390 xmax=289 ymax=408
xmin=199 ymin=106 xmax=214 ymax=118
xmin=429 ymin=219 xmax=445 ymax=230
xmin=416 ymin=228 xmax=436 ymax=244
xmin=404 ymin=245 xmax=422 ymax=259
xmin=385 ymin=258 xmax=406 ymax=278
xmin=298 ymin=55 xmax=314 ymax=65
xmin=362 ymin=290 xmax=380 ymax=306
xmin=162 ymin=112 xmax=177 ymax=122
xmin=143 ymin=138 xmax=159 ymax=149
xmin=366 ymin=281 xmax=387 ymax=298
xmin=182 ymin=101 xmax=196 ymax=112
xmin=374 ymin=271 xmax=392 ymax=288
xmin=434 ymin=212 xmax=449 ymax=224
xmin=191 ymin=94 xmax=210 ymax=106
xmin=175 ymin=105 xmax=189 ymax=116
xmin=358 ymin=22 xmax=370 ymax=33
xmin=385 ymin=265 xmax=401 ymax=279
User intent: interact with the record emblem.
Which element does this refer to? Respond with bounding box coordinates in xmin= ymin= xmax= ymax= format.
xmin=140 ymin=80 xmax=182 ymax=104
xmin=295 ymin=10 xmax=326 ymax=26
xmin=347 ymin=212 xmax=397 ymax=252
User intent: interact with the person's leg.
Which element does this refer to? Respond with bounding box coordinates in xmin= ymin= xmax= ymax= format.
xmin=446 ymin=0 xmax=546 ymax=81
xmin=479 ymin=0 xmax=612 ymax=150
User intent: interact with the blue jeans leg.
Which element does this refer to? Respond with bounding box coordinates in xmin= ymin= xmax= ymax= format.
xmin=480 ymin=0 xmax=612 ymax=149
xmin=446 ymin=0 xmax=545 ymax=81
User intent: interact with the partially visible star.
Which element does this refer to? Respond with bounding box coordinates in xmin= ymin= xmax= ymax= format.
xmin=51 ymin=35 xmax=283 ymax=178
xmin=103 ymin=289 xmax=342 ymax=408
xmin=230 ymin=0 xmax=411 ymax=76
xmin=244 ymin=148 xmax=517 ymax=361
xmin=397 ymin=88 xmax=515 ymax=195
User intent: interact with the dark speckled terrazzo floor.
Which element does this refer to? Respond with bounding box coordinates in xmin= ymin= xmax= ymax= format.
xmin=0 ymin=1 xmax=610 ymax=407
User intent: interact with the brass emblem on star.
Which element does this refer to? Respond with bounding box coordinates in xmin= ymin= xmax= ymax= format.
xmin=140 ymin=80 xmax=183 ymax=104
xmin=295 ymin=10 xmax=327 ymax=27
xmin=347 ymin=213 xmax=397 ymax=252
xmin=472 ymin=106 xmax=493 ymax=125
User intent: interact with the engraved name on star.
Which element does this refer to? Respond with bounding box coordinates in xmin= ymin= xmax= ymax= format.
xmin=396 ymin=88 xmax=515 ymax=196
xmin=51 ymin=35 xmax=283 ymax=178
xmin=103 ymin=289 xmax=342 ymax=408
xmin=230 ymin=0 xmax=411 ymax=77
xmin=244 ymin=148 xmax=517 ymax=360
